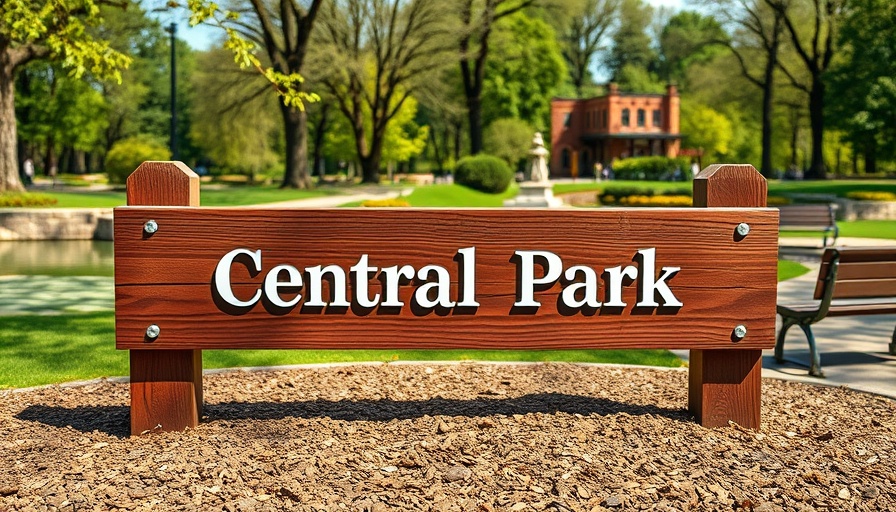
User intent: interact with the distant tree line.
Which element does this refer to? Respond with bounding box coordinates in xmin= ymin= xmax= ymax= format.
xmin=3 ymin=0 xmax=895 ymax=192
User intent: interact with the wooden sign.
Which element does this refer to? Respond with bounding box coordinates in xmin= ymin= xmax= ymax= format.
xmin=114 ymin=208 xmax=777 ymax=350
xmin=116 ymin=162 xmax=776 ymax=434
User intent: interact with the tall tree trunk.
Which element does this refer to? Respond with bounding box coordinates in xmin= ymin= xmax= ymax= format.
xmin=359 ymin=134 xmax=385 ymax=184
xmin=44 ymin=134 xmax=57 ymax=177
xmin=0 ymin=62 xmax=24 ymax=192
xmin=759 ymin=25 xmax=780 ymax=178
xmin=280 ymin=105 xmax=312 ymax=189
xmin=312 ymin=103 xmax=329 ymax=179
xmin=467 ymin=93 xmax=483 ymax=155
xmin=807 ymin=78 xmax=827 ymax=179
xmin=864 ymin=138 xmax=877 ymax=174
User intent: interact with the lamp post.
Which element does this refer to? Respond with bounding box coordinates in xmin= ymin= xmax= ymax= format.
xmin=165 ymin=22 xmax=178 ymax=160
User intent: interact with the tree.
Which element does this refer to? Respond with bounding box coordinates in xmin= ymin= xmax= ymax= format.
xmin=680 ymin=100 xmax=734 ymax=162
xmin=481 ymin=13 xmax=566 ymax=129
xmin=709 ymin=0 xmax=785 ymax=176
xmin=190 ymin=47 xmax=282 ymax=179
xmin=458 ymin=0 xmax=538 ymax=155
xmin=658 ymin=11 xmax=727 ymax=86
xmin=764 ymin=0 xmax=846 ymax=179
xmin=0 ymin=0 xmax=129 ymax=192
xmin=607 ymin=0 xmax=657 ymax=80
xmin=828 ymin=0 xmax=896 ymax=173
xmin=15 ymin=63 xmax=108 ymax=175
xmin=484 ymin=117 xmax=534 ymax=170
xmin=560 ymin=0 xmax=620 ymax=97
xmin=189 ymin=0 xmax=325 ymax=188
xmin=315 ymin=0 xmax=452 ymax=183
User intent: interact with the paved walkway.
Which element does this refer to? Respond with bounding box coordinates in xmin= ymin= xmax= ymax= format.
xmin=766 ymin=237 xmax=896 ymax=398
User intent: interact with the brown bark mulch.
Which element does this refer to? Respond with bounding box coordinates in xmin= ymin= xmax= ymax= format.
xmin=1 ymin=362 xmax=894 ymax=511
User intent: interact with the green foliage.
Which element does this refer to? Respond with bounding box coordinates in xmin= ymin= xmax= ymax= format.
xmin=658 ymin=11 xmax=728 ymax=86
xmin=185 ymin=0 xmax=319 ymax=111
xmin=454 ymin=155 xmax=514 ymax=194
xmin=484 ymin=118 xmax=535 ymax=169
xmin=482 ymin=13 xmax=566 ymax=129
xmin=189 ymin=47 xmax=282 ymax=176
xmin=0 ymin=192 xmax=58 ymax=207
xmin=0 ymin=0 xmax=131 ymax=83
xmin=104 ymin=136 xmax=170 ymax=184
xmin=680 ymin=100 xmax=734 ymax=161
xmin=608 ymin=0 xmax=658 ymax=80
xmin=611 ymin=156 xmax=691 ymax=181
xmin=846 ymin=191 xmax=896 ymax=202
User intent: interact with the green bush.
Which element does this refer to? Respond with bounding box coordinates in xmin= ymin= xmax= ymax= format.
xmin=0 ymin=192 xmax=58 ymax=207
xmin=105 ymin=137 xmax=171 ymax=184
xmin=454 ymin=154 xmax=513 ymax=194
xmin=611 ymin=156 xmax=691 ymax=181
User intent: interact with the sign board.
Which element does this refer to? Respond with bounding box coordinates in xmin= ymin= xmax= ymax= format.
xmin=114 ymin=208 xmax=777 ymax=351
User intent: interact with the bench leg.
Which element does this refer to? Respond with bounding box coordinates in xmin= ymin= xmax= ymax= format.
xmin=798 ymin=324 xmax=825 ymax=378
xmin=775 ymin=317 xmax=797 ymax=363
xmin=889 ymin=325 xmax=896 ymax=356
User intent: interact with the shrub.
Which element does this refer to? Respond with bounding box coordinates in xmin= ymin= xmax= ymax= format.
xmin=0 ymin=192 xmax=58 ymax=207
xmin=846 ymin=191 xmax=896 ymax=202
xmin=454 ymin=154 xmax=513 ymax=194
xmin=105 ymin=136 xmax=171 ymax=184
xmin=611 ymin=156 xmax=691 ymax=181
xmin=361 ymin=198 xmax=410 ymax=207
xmin=767 ymin=196 xmax=791 ymax=206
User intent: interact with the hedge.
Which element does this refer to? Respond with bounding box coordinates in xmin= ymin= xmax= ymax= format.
xmin=611 ymin=156 xmax=691 ymax=181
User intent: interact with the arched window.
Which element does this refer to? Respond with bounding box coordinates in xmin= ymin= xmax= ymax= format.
xmin=561 ymin=148 xmax=571 ymax=169
xmin=637 ymin=109 xmax=646 ymax=127
xmin=653 ymin=109 xmax=662 ymax=127
xmin=621 ymin=108 xmax=630 ymax=127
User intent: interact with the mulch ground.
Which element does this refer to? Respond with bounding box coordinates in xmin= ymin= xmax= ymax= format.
xmin=1 ymin=362 xmax=894 ymax=511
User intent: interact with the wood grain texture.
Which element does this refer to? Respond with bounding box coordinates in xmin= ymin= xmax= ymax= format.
xmin=123 ymin=161 xmax=202 ymax=435
xmin=689 ymin=164 xmax=767 ymax=429
xmin=113 ymin=208 xmax=778 ymax=351
xmin=687 ymin=349 xmax=762 ymax=427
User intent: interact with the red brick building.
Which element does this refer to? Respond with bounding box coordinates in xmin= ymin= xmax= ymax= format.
xmin=550 ymin=84 xmax=681 ymax=178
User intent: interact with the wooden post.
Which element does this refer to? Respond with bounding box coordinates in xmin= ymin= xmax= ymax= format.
xmin=124 ymin=161 xmax=202 ymax=434
xmin=689 ymin=164 xmax=767 ymax=428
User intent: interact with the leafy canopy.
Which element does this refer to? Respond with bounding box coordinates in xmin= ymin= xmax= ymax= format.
xmin=0 ymin=0 xmax=130 ymax=82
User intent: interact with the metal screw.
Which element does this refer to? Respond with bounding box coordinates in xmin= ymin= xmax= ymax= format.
xmin=733 ymin=325 xmax=748 ymax=339
xmin=736 ymin=222 xmax=750 ymax=237
xmin=143 ymin=219 xmax=159 ymax=235
xmin=145 ymin=324 xmax=161 ymax=340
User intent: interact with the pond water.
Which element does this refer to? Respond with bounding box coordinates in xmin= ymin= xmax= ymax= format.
xmin=0 ymin=240 xmax=114 ymax=277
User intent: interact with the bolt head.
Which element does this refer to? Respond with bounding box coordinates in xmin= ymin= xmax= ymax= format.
xmin=145 ymin=324 xmax=161 ymax=340
xmin=143 ymin=219 xmax=159 ymax=234
xmin=733 ymin=325 xmax=748 ymax=339
xmin=736 ymin=222 xmax=750 ymax=237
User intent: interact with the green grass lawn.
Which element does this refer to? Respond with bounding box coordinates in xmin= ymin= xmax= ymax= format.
xmin=401 ymin=183 xmax=520 ymax=207
xmin=0 ymin=312 xmax=679 ymax=389
xmin=778 ymin=259 xmax=811 ymax=281
xmin=780 ymin=220 xmax=896 ymax=240
xmin=35 ymin=185 xmax=340 ymax=208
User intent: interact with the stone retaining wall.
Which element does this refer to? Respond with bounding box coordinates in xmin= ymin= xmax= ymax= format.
xmin=0 ymin=209 xmax=114 ymax=241
xmin=834 ymin=199 xmax=896 ymax=221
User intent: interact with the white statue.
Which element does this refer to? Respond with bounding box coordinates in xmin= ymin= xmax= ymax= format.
xmin=529 ymin=132 xmax=550 ymax=183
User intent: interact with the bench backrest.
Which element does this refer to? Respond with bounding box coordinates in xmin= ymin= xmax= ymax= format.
xmin=778 ymin=204 xmax=836 ymax=228
xmin=814 ymin=247 xmax=896 ymax=300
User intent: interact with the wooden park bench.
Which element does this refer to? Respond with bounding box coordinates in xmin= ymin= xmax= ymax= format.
xmin=776 ymin=247 xmax=896 ymax=377
xmin=115 ymin=162 xmax=778 ymax=435
xmin=778 ymin=204 xmax=839 ymax=247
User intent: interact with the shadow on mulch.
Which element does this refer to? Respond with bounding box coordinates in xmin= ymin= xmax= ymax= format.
xmin=16 ymin=392 xmax=691 ymax=439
